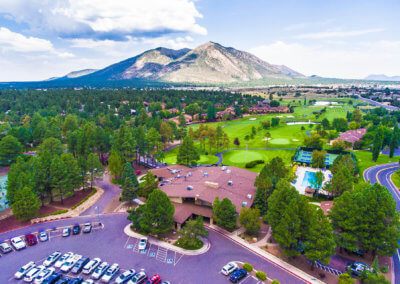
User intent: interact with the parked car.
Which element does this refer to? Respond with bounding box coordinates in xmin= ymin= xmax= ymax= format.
xmin=138 ymin=237 xmax=148 ymax=250
xmin=346 ymin=262 xmax=373 ymax=276
xmin=101 ymin=263 xmax=119 ymax=283
xmin=42 ymin=273 xmax=61 ymax=284
xmin=115 ymin=269 xmax=135 ymax=284
xmin=344 ymin=247 xmax=364 ymax=257
xmin=160 ymin=282 xmax=170 ymax=284
xmin=34 ymin=267 xmax=55 ymax=284
xmin=68 ymin=277 xmax=83 ymax=284
xmin=82 ymin=257 xmax=101 ymax=274
xmin=39 ymin=231 xmax=48 ymax=242
xmin=0 ymin=242 xmax=12 ymax=253
xmin=71 ymin=257 xmax=90 ymax=274
xmin=229 ymin=269 xmax=247 ymax=283
xmin=146 ymin=274 xmax=161 ymax=284
xmin=62 ymin=228 xmax=71 ymax=237
xmin=54 ymin=252 xmax=74 ymax=268
xmin=135 ymin=170 xmax=142 ymax=176
xmin=54 ymin=276 xmax=70 ymax=284
xmin=60 ymin=254 xmax=82 ymax=273
xmin=25 ymin=234 xmax=38 ymax=246
xmin=43 ymin=251 xmax=62 ymax=267
xmin=82 ymin=223 xmax=92 ymax=233
xmin=14 ymin=261 xmax=35 ymax=279
xmin=24 ymin=265 xmax=45 ymax=283
xmin=128 ymin=271 xmax=147 ymax=284
xmin=92 ymin=262 xmax=109 ymax=280
xmin=81 ymin=280 xmax=94 ymax=284
xmin=72 ymin=225 xmax=81 ymax=235
xmin=11 ymin=236 xmax=27 ymax=250
xmin=221 ymin=262 xmax=238 ymax=276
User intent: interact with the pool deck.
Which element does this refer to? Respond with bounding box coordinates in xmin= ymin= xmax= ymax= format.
xmin=292 ymin=166 xmax=332 ymax=195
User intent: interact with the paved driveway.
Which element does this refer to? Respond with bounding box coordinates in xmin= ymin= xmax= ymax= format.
xmin=0 ymin=214 xmax=307 ymax=284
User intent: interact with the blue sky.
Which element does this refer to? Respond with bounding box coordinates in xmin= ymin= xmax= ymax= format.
xmin=0 ymin=0 xmax=399 ymax=81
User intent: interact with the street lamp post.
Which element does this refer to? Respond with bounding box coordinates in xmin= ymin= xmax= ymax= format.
xmin=95 ymin=206 xmax=101 ymax=227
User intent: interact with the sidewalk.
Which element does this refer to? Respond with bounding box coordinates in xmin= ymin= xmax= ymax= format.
xmin=205 ymin=224 xmax=324 ymax=284
xmin=123 ymin=224 xmax=210 ymax=256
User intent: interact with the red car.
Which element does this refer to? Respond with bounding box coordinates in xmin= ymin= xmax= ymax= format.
xmin=135 ymin=170 xmax=142 ymax=176
xmin=25 ymin=234 xmax=38 ymax=246
xmin=146 ymin=274 xmax=161 ymax=284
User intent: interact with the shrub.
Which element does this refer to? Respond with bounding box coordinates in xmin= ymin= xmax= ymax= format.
xmin=71 ymin=188 xmax=97 ymax=210
xmin=245 ymin=160 xmax=264 ymax=168
xmin=243 ymin=263 xmax=253 ymax=272
xmin=380 ymin=265 xmax=389 ymax=273
xmin=255 ymin=271 xmax=267 ymax=281
xmin=271 ymin=280 xmax=280 ymax=284
xmin=38 ymin=209 xmax=69 ymax=218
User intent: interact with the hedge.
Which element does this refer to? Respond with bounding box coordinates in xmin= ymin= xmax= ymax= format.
xmin=243 ymin=263 xmax=253 ymax=272
xmin=245 ymin=160 xmax=264 ymax=168
xmin=38 ymin=209 xmax=68 ymax=218
xmin=71 ymin=188 xmax=97 ymax=210
xmin=255 ymin=271 xmax=267 ymax=281
xmin=271 ymin=280 xmax=280 ymax=284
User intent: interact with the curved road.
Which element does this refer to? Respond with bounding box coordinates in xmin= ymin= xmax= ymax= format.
xmin=363 ymin=162 xmax=400 ymax=284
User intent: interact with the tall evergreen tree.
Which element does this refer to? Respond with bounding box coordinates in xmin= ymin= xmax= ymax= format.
xmin=213 ymin=197 xmax=237 ymax=230
xmin=86 ymin=153 xmax=103 ymax=189
xmin=372 ymin=125 xmax=384 ymax=161
xmin=177 ymin=136 xmax=199 ymax=166
xmin=120 ymin=162 xmax=139 ymax=202
xmin=0 ymin=135 xmax=23 ymax=164
xmin=11 ymin=186 xmax=40 ymax=221
xmin=389 ymin=124 xmax=400 ymax=158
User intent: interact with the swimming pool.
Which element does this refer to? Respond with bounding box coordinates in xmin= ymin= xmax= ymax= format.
xmin=301 ymin=171 xmax=317 ymax=188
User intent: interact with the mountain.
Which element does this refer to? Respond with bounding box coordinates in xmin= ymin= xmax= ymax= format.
xmin=77 ymin=41 xmax=304 ymax=84
xmin=364 ymin=74 xmax=400 ymax=82
xmin=64 ymin=69 xmax=98 ymax=78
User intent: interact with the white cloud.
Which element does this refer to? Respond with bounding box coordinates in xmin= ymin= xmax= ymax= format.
xmin=295 ymin=28 xmax=383 ymax=39
xmin=250 ymin=40 xmax=400 ymax=79
xmin=0 ymin=0 xmax=206 ymax=40
xmin=0 ymin=27 xmax=74 ymax=58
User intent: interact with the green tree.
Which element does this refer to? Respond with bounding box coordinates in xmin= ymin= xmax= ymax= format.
xmin=311 ymin=170 xmax=324 ymax=190
xmin=120 ymin=162 xmax=139 ymax=202
xmin=177 ymin=136 xmax=199 ymax=166
xmin=62 ymin=114 xmax=79 ymax=136
xmin=108 ymin=151 xmax=123 ymax=180
xmin=61 ymin=153 xmax=81 ymax=192
xmin=328 ymin=166 xmax=353 ymax=196
xmin=372 ymin=125 xmax=384 ymax=162
xmin=321 ymin=118 xmax=330 ymax=130
xmin=213 ymin=197 xmax=237 ymax=230
xmin=304 ymin=134 xmax=323 ymax=149
xmin=207 ymin=103 xmax=216 ymax=121
xmin=11 ymin=186 xmax=40 ymax=220
xmin=239 ymin=208 xmax=261 ymax=236
xmin=0 ymin=135 xmax=23 ymax=164
xmin=389 ymin=123 xmax=400 ymax=158
xmin=332 ymin=118 xmax=348 ymax=132
xmin=178 ymin=216 xmax=209 ymax=247
xmin=87 ymin=153 xmax=103 ymax=189
xmin=130 ymin=189 xmax=175 ymax=235
xmin=50 ymin=155 xmax=71 ymax=204
xmin=139 ymin=171 xmax=159 ymax=198
xmin=311 ymin=150 xmax=326 ymax=168
xmin=338 ymin=273 xmax=354 ymax=284
xmin=304 ymin=209 xmax=336 ymax=270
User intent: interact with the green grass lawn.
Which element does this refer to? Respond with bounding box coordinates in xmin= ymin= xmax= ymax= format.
xmin=391 ymin=171 xmax=400 ymax=189
xmin=354 ymin=150 xmax=398 ymax=177
xmin=222 ymin=149 xmax=296 ymax=173
xmin=164 ymin=147 xmax=219 ymax=165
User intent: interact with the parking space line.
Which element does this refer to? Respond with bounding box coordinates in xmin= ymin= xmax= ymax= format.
xmin=147 ymin=243 xmax=153 ymax=256
xmin=173 ymin=251 xmax=183 ymax=266
xmin=132 ymin=238 xmax=139 ymax=253
xmin=123 ymin=236 xmax=131 ymax=248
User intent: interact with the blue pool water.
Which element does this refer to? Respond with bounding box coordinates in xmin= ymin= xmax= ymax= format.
xmin=301 ymin=171 xmax=317 ymax=188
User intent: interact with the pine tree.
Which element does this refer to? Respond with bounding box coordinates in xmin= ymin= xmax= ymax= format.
xmin=120 ymin=162 xmax=139 ymax=202
xmin=108 ymin=151 xmax=123 ymax=180
xmin=87 ymin=153 xmax=103 ymax=189
xmin=239 ymin=208 xmax=261 ymax=236
xmin=0 ymin=135 xmax=23 ymax=164
xmin=11 ymin=186 xmax=40 ymax=220
xmin=177 ymin=136 xmax=199 ymax=166
xmin=50 ymin=155 xmax=70 ymax=204
xmin=389 ymin=124 xmax=399 ymax=158
xmin=372 ymin=125 xmax=384 ymax=161
xmin=213 ymin=197 xmax=237 ymax=230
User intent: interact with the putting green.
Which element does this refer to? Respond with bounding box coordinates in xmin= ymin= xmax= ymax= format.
xmin=269 ymin=138 xmax=290 ymax=145
xmin=226 ymin=151 xmax=265 ymax=163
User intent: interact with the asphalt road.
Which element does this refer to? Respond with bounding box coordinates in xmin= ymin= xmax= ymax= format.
xmin=356 ymin=95 xmax=399 ymax=111
xmin=0 ymin=213 xmax=307 ymax=284
xmin=363 ymin=162 xmax=400 ymax=284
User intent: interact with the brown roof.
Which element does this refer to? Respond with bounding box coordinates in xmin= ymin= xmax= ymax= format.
xmin=320 ymin=201 xmax=334 ymax=216
xmin=173 ymin=202 xmax=213 ymax=224
xmin=151 ymin=165 xmax=258 ymax=214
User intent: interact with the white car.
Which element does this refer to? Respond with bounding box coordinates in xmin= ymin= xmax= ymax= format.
xmin=92 ymin=261 xmax=109 ymax=280
xmin=115 ymin=269 xmax=135 ymax=284
xmin=34 ymin=267 xmax=55 ymax=284
xmin=14 ymin=261 xmax=35 ymax=279
xmin=101 ymin=263 xmax=119 ymax=283
xmin=24 ymin=265 xmax=44 ymax=283
xmin=60 ymin=254 xmax=82 ymax=273
xmin=54 ymin=252 xmax=74 ymax=268
xmin=43 ymin=251 xmax=61 ymax=267
xmin=38 ymin=232 xmax=48 ymax=242
xmin=11 ymin=236 xmax=27 ymax=250
xmin=82 ymin=257 xmax=101 ymax=274
xmin=221 ymin=262 xmax=238 ymax=276
xmin=127 ymin=271 xmax=147 ymax=284
xmin=138 ymin=237 xmax=148 ymax=250
xmin=82 ymin=280 xmax=95 ymax=284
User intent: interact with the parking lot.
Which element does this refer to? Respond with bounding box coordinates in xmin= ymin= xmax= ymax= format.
xmin=0 ymin=214 xmax=307 ymax=284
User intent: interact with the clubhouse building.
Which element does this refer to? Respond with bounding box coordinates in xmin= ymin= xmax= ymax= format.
xmin=151 ymin=165 xmax=258 ymax=229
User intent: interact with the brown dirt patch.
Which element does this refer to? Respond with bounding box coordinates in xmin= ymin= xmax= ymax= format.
xmin=0 ymin=166 xmax=9 ymax=176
